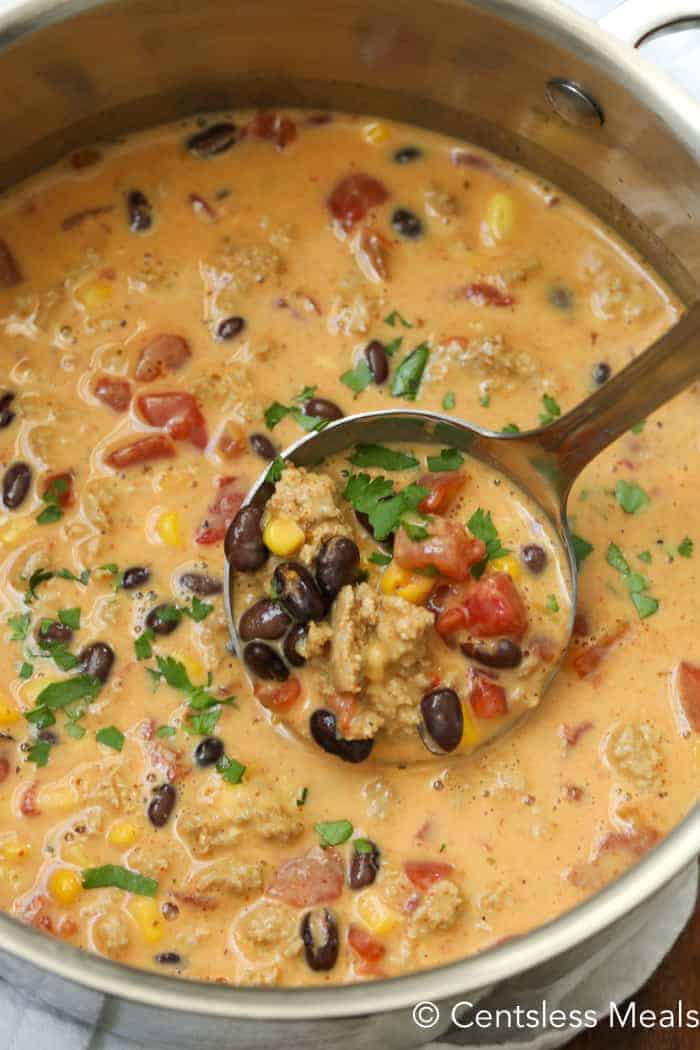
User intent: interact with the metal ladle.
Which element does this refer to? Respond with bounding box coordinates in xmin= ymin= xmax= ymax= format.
xmin=225 ymin=301 xmax=700 ymax=758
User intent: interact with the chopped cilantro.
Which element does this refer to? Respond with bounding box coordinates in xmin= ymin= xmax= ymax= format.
xmin=99 ymin=563 xmax=119 ymax=576
xmin=183 ymin=706 xmax=221 ymax=737
xmin=24 ymin=566 xmax=89 ymax=604
xmin=217 ymin=755 xmax=246 ymax=785
xmin=148 ymin=655 xmax=236 ymax=714
xmin=571 ymin=533 xmax=594 ymax=569
xmin=314 ymin=819 xmax=353 ymax=847
xmin=264 ymin=392 xmax=330 ymax=433
xmin=34 ymin=674 xmax=101 ymax=711
xmin=546 ymin=594 xmax=560 ymax=613
xmin=8 ymin=612 xmax=30 ymax=641
xmin=19 ymin=661 xmax=33 ymax=680
xmin=181 ymin=596 xmax=213 ymax=623
xmin=678 ymin=537 xmax=694 ymax=559
xmin=479 ymin=393 xmax=491 ymax=408
xmin=96 ymin=725 xmax=125 ymax=751
xmin=264 ymin=401 xmax=291 ymax=429
xmin=631 ymin=593 xmax=659 ymax=618
xmin=384 ymin=336 xmax=403 ymax=356
xmin=36 ymin=504 xmax=63 ymax=525
xmin=340 ymin=359 xmax=373 ymax=396
xmin=292 ymin=385 xmax=317 ymax=404
xmin=614 ymin=479 xmax=650 ymax=514
xmin=134 ymin=629 xmax=154 ymax=661
xmin=442 ymin=391 xmax=456 ymax=410
xmin=384 ymin=309 xmax=413 ymax=328
xmin=27 ymin=740 xmax=51 ymax=767
xmin=45 ymin=644 xmax=79 ymax=672
xmin=606 ymin=541 xmax=659 ymax=620
xmin=606 ymin=543 xmax=630 ymax=575
xmin=156 ymin=725 xmax=176 ymax=738
xmin=368 ymin=551 xmax=392 ymax=566
xmin=82 ymin=864 xmax=157 ymax=897
xmin=342 ymin=473 xmax=427 ymax=541
xmin=349 ymin=444 xmax=419 ymax=471
xmin=638 ymin=550 xmax=652 ymax=564
xmin=501 ymin=423 xmax=520 ymax=434
xmin=467 ymin=509 xmax=508 ymax=578
xmin=630 ymin=420 xmax=646 ymax=435
xmin=353 ymin=837 xmax=374 ymax=854
xmin=36 ymin=476 xmax=69 ymax=525
xmin=58 ymin=607 xmax=81 ymax=630
xmin=265 ymin=456 xmax=286 ymax=484
xmin=64 ymin=721 xmax=86 ymax=740
xmin=25 ymin=707 xmax=55 ymax=729
xmin=539 ymin=393 xmax=562 ymax=427
xmin=390 ymin=343 xmax=429 ymax=400
xmin=426 ymin=448 xmax=464 ymax=472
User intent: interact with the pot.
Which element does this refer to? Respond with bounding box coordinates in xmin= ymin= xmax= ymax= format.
xmin=0 ymin=1 xmax=698 ymax=1046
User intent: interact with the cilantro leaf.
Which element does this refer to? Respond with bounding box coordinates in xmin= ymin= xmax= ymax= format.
xmin=349 ymin=444 xmax=419 ymax=471
xmin=615 ymin=479 xmax=650 ymax=514
xmin=36 ymin=504 xmax=63 ymax=525
xmin=8 ymin=612 xmax=30 ymax=641
xmin=631 ymin=593 xmax=659 ymax=618
xmin=264 ymin=401 xmax=291 ymax=429
xmin=539 ymin=393 xmax=561 ymax=427
xmin=134 ymin=629 xmax=154 ymax=661
xmin=64 ymin=721 xmax=86 ymax=740
xmin=217 ymin=755 xmax=246 ymax=785
xmin=96 ymin=725 xmax=125 ymax=751
xmin=34 ymin=674 xmax=101 ymax=711
xmin=467 ymin=509 xmax=508 ymax=577
xmin=156 ymin=725 xmax=176 ymax=738
xmin=546 ymin=593 xmax=560 ymax=613
xmin=571 ymin=533 xmax=594 ymax=569
xmin=181 ymin=596 xmax=213 ymax=623
xmin=606 ymin=541 xmax=659 ymax=619
xmin=27 ymin=740 xmax=51 ymax=767
xmin=58 ymin=607 xmax=81 ymax=630
xmin=340 ymin=360 xmax=373 ymax=397
xmin=265 ymin=456 xmax=286 ymax=484
xmin=24 ymin=567 xmax=89 ymax=604
xmin=442 ymin=391 xmax=456 ymax=410
xmin=638 ymin=550 xmax=652 ymax=564
xmin=82 ymin=864 xmax=157 ymax=897
xmin=384 ymin=309 xmax=413 ymax=328
xmin=606 ymin=543 xmax=630 ymax=575
xmin=314 ymin=819 xmax=353 ymax=846
xmin=384 ymin=336 xmax=402 ymax=357
xmin=19 ymin=661 xmax=33 ymax=680
xmin=353 ymin=837 xmax=375 ymax=854
xmin=368 ymin=551 xmax=392 ymax=566
xmin=390 ymin=343 xmax=429 ymax=401
xmin=426 ymin=448 xmax=464 ymax=472
xmin=501 ymin=423 xmax=520 ymax=434
xmin=183 ymin=706 xmax=221 ymax=736
xmin=342 ymin=473 xmax=428 ymax=541
xmin=678 ymin=537 xmax=694 ymax=559
xmin=630 ymin=420 xmax=646 ymax=435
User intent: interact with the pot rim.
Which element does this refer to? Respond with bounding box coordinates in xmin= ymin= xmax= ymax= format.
xmin=0 ymin=0 xmax=698 ymax=1020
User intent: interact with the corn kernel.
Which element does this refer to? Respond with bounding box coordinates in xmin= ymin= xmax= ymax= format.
xmin=77 ymin=279 xmax=113 ymax=312
xmin=48 ymin=868 xmax=82 ymax=905
xmin=487 ymin=193 xmax=515 ymax=242
xmin=155 ymin=510 xmax=182 ymax=548
xmin=63 ymin=843 xmax=90 ymax=867
xmin=108 ymin=821 xmax=140 ymax=848
xmin=263 ymin=517 xmax=305 ymax=557
xmin=397 ymin=575 xmax=435 ymax=605
xmin=459 ymin=703 xmax=482 ymax=751
xmin=356 ymin=892 xmax=402 ymax=935
xmin=488 ymin=554 xmax=522 ymax=581
xmin=129 ymin=897 xmax=164 ymax=944
xmin=0 ymin=837 xmax=31 ymax=861
xmin=364 ymin=121 xmax=390 ymax=145
xmin=380 ymin=563 xmax=412 ymax=596
xmin=0 ymin=516 xmax=35 ymax=547
xmin=0 ymin=700 xmax=20 ymax=727
xmin=38 ymin=784 xmax=77 ymax=812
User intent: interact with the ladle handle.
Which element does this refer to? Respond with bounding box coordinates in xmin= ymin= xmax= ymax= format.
xmin=537 ymin=301 xmax=700 ymax=483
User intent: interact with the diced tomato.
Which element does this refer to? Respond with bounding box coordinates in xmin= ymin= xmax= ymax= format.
xmin=404 ymin=860 xmax=454 ymax=892
xmin=676 ymin=661 xmax=700 ymax=733
xmin=348 ymin=924 xmax=386 ymax=964
xmin=42 ymin=471 xmax=74 ymax=508
xmin=462 ymin=282 xmax=514 ymax=307
xmin=469 ymin=672 xmax=508 ymax=718
xmin=106 ymin=434 xmax=176 ymax=469
xmin=19 ymin=781 xmax=40 ymax=816
xmin=463 ymin=572 xmax=528 ymax=639
xmin=394 ymin=518 xmax=486 ymax=582
xmin=268 ymin=846 xmax=344 ymax=907
xmin=327 ymin=173 xmax=389 ymax=232
xmin=435 ymin=605 xmax=468 ymax=638
xmin=57 ymin=916 xmax=79 ymax=939
xmin=569 ymin=623 xmax=628 ymax=679
xmin=134 ymin=334 xmax=191 ymax=382
xmin=418 ymin=471 xmax=466 ymax=514
xmin=558 ymin=720 xmax=594 ymax=749
xmin=194 ymin=476 xmax=245 ymax=545
xmin=246 ymin=110 xmax=297 ymax=149
xmin=93 ymin=374 xmax=131 ymax=412
xmin=136 ymin=391 xmax=208 ymax=449
xmin=255 ymin=677 xmax=302 ymax=712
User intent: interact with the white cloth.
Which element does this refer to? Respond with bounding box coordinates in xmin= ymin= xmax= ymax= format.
xmin=1 ymin=2 xmax=699 ymax=1048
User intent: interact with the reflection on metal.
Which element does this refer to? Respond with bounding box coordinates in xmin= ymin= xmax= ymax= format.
xmin=545 ymin=78 xmax=605 ymax=126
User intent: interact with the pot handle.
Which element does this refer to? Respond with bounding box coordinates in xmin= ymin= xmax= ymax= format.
xmin=600 ymin=0 xmax=700 ymax=48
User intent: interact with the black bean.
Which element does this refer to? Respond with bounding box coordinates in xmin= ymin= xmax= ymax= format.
xmin=2 ymin=462 xmax=31 ymax=509
xmin=217 ymin=315 xmax=245 ymax=341
xmin=273 ymin=561 xmax=325 ymax=623
xmin=354 ymin=510 xmax=394 ymax=550
xmin=391 ymin=207 xmax=423 ymax=239
xmin=0 ymin=392 xmax=15 ymax=429
xmin=127 ymin=190 xmax=152 ymax=232
xmin=225 ymin=505 xmax=268 ymax=573
xmin=37 ymin=620 xmax=73 ymax=647
xmin=309 ymin=709 xmax=373 ymax=763
xmin=283 ymin=622 xmax=307 ymax=667
xmin=548 ymin=285 xmax=572 ymax=310
xmin=38 ymin=729 xmax=59 ymax=745
xmin=461 ymin=638 xmax=522 ymax=669
xmin=244 ymin=641 xmax=289 ymax=681
xmin=178 ymin=571 xmax=222 ymax=596
xmin=393 ymin=146 xmax=422 ymax=164
xmin=521 ymin=543 xmax=548 ymax=575
xmin=348 ymin=841 xmax=380 ymax=889
xmin=78 ymin=641 xmax=115 ymax=683
xmin=249 ymin=432 xmax=277 ymax=461
xmin=301 ymin=908 xmax=339 ymax=972
xmin=364 ymin=340 xmax=389 ymax=384
xmin=194 ymin=736 xmax=224 ymax=767
xmin=315 ymin=537 xmax=360 ymax=602
xmin=148 ymin=783 xmax=176 ymax=828
xmin=420 ymin=688 xmax=463 ymax=753
xmin=187 ymin=122 xmax=237 ymax=158
xmin=592 ymin=361 xmax=611 ymax=385
xmin=161 ymin=902 xmax=179 ymax=921
xmin=239 ymin=598 xmax=290 ymax=641
xmin=303 ymin=397 xmax=343 ymax=422
xmin=121 ymin=565 xmax=151 ymax=591
xmin=155 ymin=952 xmax=181 ymax=965
xmin=146 ymin=604 xmax=181 ymax=636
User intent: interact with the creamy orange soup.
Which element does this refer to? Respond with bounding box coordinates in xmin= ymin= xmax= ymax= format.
xmin=0 ymin=110 xmax=696 ymax=985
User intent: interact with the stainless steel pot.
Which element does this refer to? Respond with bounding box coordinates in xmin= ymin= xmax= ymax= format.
xmin=0 ymin=1 xmax=698 ymax=1046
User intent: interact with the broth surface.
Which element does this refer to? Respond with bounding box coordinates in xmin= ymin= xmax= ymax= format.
xmin=0 ymin=110 xmax=696 ymax=985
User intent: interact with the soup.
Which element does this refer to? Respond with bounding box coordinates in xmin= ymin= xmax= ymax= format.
xmin=0 ymin=110 xmax=696 ymax=985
